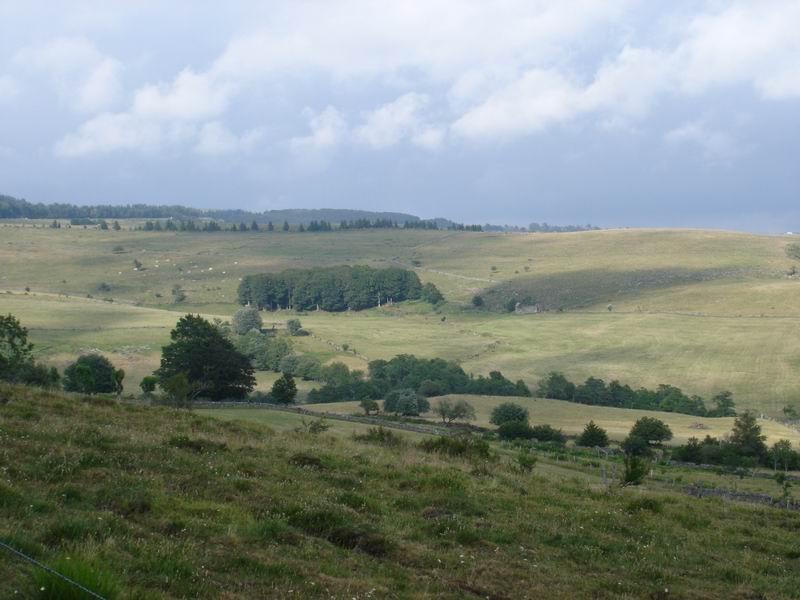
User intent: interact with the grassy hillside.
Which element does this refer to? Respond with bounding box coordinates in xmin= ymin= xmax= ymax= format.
xmin=1 ymin=383 xmax=799 ymax=598
xmin=304 ymin=395 xmax=800 ymax=446
xmin=2 ymin=223 xmax=800 ymax=414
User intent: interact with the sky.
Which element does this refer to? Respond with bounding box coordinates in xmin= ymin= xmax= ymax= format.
xmin=0 ymin=1 xmax=799 ymax=231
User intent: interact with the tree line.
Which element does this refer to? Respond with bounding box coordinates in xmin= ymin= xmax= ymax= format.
xmin=307 ymin=354 xmax=530 ymax=404
xmin=536 ymin=371 xmax=736 ymax=417
xmin=238 ymin=266 xmax=438 ymax=312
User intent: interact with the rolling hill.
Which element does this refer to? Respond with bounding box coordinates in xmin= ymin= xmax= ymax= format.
xmin=1 ymin=223 xmax=799 ymax=414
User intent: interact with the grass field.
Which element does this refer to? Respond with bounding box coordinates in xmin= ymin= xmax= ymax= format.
xmin=304 ymin=395 xmax=800 ymax=446
xmin=2 ymin=383 xmax=799 ymax=598
xmin=2 ymin=223 xmax=800 ymax=415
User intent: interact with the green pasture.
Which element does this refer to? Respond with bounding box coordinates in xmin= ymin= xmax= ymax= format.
xmin=2 ymin=223 xmax=800 ymax=415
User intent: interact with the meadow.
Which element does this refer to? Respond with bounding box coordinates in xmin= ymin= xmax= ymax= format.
xmin=1 ymin=383 xmax=799 ymax=599
xmin=2 ymin=222 xmax=800 ymax=414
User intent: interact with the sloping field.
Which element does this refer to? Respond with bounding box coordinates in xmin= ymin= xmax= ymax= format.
xmin=2 ymin=383 xmax=799 ymax=598
xmin=2 ymin=224 xmax=800 ymax=415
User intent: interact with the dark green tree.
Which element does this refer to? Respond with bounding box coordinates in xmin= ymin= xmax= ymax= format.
xmin=156 ymin=314 xmax=255 ymax=400
xmin=471 ymin=295 xmax=484 ymax=307
xmin=490 ymin=402 xmax=529 ymax=426
xmin=271 ymin=373 xmax=297 ymax=404
xmin=576 ymin=420 xmax=609 ymax=447
xmin=63 ymin=354 xmax=118 ymax=394
xmin=629 ymin=417 xmax=673 ymax=445
xmin=421 ymin=282 xmax=444 ymax=305
xmin=728 ymin=412 xmax=767 ymax=461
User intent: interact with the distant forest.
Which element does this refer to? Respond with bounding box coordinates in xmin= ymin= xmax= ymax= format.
xmin=0 ymin=194 xmax=419 ymax=225
xmin=1 ymin=193 xmax=603 ymax=232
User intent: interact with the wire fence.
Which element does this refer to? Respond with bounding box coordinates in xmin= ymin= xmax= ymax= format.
xmin=0 ymin=539 xmax=107 ymax=599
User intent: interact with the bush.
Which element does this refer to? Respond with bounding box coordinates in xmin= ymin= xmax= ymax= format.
xmin=384 ymin=388 xmax=429 ymax=415
xmin=63 ymin=354 xmax=122 ymax=395
xmin=140 ymin=375 xmax=158 ymax=398
xmin=471 ymin=295 xmax=484 ymax=307
xmin=530 ymin=424 xmax=566 ymax=445
xmin=286 ymin=318 xmax=303 ymax=336
xmin=490 ymin=402 xmax=529 ymax=426
xmin=497 ymin=420 xmax=535 ymax=440
xmin=576 ymin=420 xmax=609 ymax=447
xmin=232 ymin=306 xmax=263 ymax=335
xmin=418 ymin=434 xmax=492 ymax=460
xmin=353 ymin=426 xmax=404 ymax=447
xmin=622 ymin=454 xmax=649 ymax=486
xmin=513 ymin=449 xmax=538 ymax=473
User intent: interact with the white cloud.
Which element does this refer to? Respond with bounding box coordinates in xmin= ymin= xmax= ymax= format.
xmin=14 ymin=37 xmax=121 ymax=112
xmin=133 ymin=69 xmax=235 ymax=121
xmin=194 ymin=122 xmax=262 ymax=155
xmin=54 ymin=113 xmax=160 ymax=157
xmin=355 ymin=93 xmax=437 ymax=149
xmin=290 ymin=106 xmax=348 ymax=152
xmin=665 ymin=121 xmax=744 ymax=164
xmin=452 ymin=69 xmax=582 ymax=138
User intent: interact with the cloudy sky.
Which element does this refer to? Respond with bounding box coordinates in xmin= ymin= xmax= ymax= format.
xmin=1 ymin=1 xmax=799 ymax=230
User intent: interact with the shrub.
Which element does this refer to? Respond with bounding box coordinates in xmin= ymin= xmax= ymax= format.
xmin=576 ymin=420 xmax=609 ymax=447
xmin=384 ymin=388 xmax=429 ymax=415
xmin=63 ymin=354 xmax=122 ymax=395
xmin=286 ymin=319 xmax=303 ymax=336
xmin=490 ymin=402 xmax=529 ymax=426
xmin=232 ymin=306 xmax=263 ymax=335
xmin=497 ymin=420 xmax=535 ymax=440
xmin=471 ymin=295 xmax=484 ymax=307
xmin=353 ymin=426 xmax=404 ymax=447
xmin=622 ymin=454 xmax=649 ymax=486
xmin=513 ymin=449 xmax=538 ymax=473
xmin=418 ymin=434 xmax=492 ymax=460
xmin=530 ymin=424 xmax=566 ymax=445
xmin=359 ymin=398 xmax=379 ymax=415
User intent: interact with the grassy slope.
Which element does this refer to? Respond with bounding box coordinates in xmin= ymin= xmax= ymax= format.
xmin=2 ymin=383 xmax=799 ymax=599
xmin=2 ymin=224 xmax=800 ymax=413
xmin=303 ymin=396 xmax=800 ymax=446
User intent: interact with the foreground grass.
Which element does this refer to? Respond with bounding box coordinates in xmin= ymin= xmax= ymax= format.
xmin=1 ymin=383 xmax=799 ymax=599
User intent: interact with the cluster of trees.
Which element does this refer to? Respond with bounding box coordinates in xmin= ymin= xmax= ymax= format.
xmin=537 ymin=372 xmax=736 ymax=417
xmin=673 ymin=413 xmax=799 ymax=470
xmin=238 ymin=266 xmax=436 ymax=312
xmin=307 ymin=355 xmax=529 ymax=405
